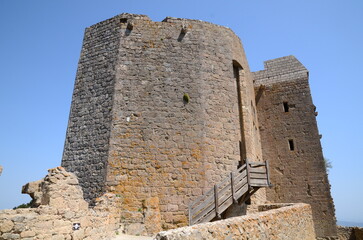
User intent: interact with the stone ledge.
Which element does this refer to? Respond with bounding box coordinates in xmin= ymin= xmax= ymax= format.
xmin=155 ymin=203 xmax=316 ymax=240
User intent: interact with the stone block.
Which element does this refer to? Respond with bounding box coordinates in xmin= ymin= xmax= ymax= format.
xmin=20 ymin=230 xmax=35 ymax=238
xmin=0 ymin=220 xmax=14 ymax=233
xmin=124 ymin=223 xmax=146 ymax=236
xmin=1 ymin=233 xmax=20 ymax=239
xmin=71 ymin=229 xmax=85 ymax=240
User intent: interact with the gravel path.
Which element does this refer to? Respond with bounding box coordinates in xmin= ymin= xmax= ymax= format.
xmin=112 ymin=234 xmax=154 ymax=240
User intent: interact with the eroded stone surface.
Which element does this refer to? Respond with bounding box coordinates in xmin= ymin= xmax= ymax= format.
xmin=155 ymin=203 xmax=316 ymax=240
xmin=0 ymin=167 xmax=122 ymax=240
xmin=22 ymin=180 xmax=42 ymax=206
xmin=254 ymin=56 xmax=337 ymax=237
xmin=336 ymin=226 xmax=363 ymax=240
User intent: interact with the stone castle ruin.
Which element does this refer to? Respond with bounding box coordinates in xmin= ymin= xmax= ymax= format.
xmin=0 ymin=13 xmax=343 ymax=239
xmin=61 ymin=13 xmax=335 ymax=237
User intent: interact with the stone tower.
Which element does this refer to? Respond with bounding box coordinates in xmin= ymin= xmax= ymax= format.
xmin=253 ymin=56 xmax=336 ymax=237
xmin=62 ymin=13 xmax=336 ymax=237
xmin=62 ymin=13 xmax=264 ymax=234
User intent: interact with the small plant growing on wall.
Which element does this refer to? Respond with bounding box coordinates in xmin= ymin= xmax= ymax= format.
xmin=183 ymin=93 xmax=190 ymax=104
xmin=324 ymin=157 xmax=333 ymax=174
xmin=13 ymin=199 xmax=35 ymax=209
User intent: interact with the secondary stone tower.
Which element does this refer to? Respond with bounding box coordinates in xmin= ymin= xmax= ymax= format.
xmin=62 ymin=13 xmax=336 ymax=237
xmin=253 ymin=56 xmax=337 ymax=236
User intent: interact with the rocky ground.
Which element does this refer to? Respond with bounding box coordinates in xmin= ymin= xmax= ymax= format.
xmin=112 ymin=234 xmax=153 ymax=240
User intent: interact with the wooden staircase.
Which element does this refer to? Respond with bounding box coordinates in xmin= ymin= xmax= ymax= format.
xmin=188 ymin=159 xmax=272 ymax=225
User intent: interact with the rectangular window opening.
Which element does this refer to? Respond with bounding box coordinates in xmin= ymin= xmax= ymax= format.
xmin=288 ymin=139 xmax=295 ymax=151
xmin=120 ymin=18 xmax=128 ymax=23
xmin=283 ymin=102 xmax=289 ymax=112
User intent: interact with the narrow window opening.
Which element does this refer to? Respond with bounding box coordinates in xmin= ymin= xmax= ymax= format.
xmin=283 ymin=102 xmax=289 ymax=112
xmin=233 ymin=60 xmax=246 ymax=167
xmin=288 ymin=139 xmax=295 ymax=151
xmin=120 ymin=18 xmax=128 ymax=23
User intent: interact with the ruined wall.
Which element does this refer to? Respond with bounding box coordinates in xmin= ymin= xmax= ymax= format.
xmin=337 ymin=226 xmax=363 ymax=240
xmin=253 ymin=56 xmax=336 ymax=237
xmin=0 ymin=167 xmax=122 ymax=240
xmin=155 ymin=203 xmax=316 ymax=240
xmin=62 ymin=15 xmax=122 ymax=202
xmin=61 ymin=13 xmax=265 ymax=234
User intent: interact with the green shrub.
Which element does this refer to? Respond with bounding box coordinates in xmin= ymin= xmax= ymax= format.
xmin=183 ymin=93 xmax=190 ymax=103
xmin=13 ymin=200 xmax=35 ymax=210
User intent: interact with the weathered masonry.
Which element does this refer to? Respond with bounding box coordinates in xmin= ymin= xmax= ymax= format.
xmin=62 ymin=13 xmax=336 ymax=237
xmin=253 ymin=57 xmax=337 ymax=237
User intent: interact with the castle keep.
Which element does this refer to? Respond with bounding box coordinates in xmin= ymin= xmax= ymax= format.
xmin=61 ymin=13 xmax=336 ymax=237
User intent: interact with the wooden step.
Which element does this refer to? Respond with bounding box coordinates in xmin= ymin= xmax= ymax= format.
xmin=188 ymin=160 xmax=271 ymax=225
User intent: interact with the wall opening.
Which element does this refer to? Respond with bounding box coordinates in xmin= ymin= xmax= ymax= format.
xmin=288 ymin=139 xmax=295 ymax=151
xmin=233 ymin=60 xmax=246 ymax=167
xmin=120 ymin=18 xmax=128 ymax=23
xmin=283 ymin=102 xmax=289 ymax=112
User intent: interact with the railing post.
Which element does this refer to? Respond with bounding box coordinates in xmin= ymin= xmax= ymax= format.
xmin=230 ymin=172 xmax=237 ymax=204
xmin=244 ymin=158 xmax=252 ymax=205
xmin=214 ymin=184 xmax=221 ymax=219
xmin=245 ymin=158 xmax=251 ymax=190
xmin=265 ymin=160 xmax=272 ymax=187
xmin=188 ymin=204 xmax=192 ymax=225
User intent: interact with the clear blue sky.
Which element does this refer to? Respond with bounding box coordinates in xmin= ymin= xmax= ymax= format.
xmin=0 ymin=0 xmax=362 ymax=225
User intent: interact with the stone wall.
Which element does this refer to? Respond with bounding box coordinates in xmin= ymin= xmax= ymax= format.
xmin=62 ymin=13 xmax=266 ymax=234
xmin=61 ymin=13 xmax=337 ymax=237
xmin=61 ymin=14 xmax=122 ymax=202
xmin=253 ymin=56 xmax=337 ymax=237
xmin=0 ymin=167 xmax=122 ymax=240
xmin=337 ymin=226 xmax=363 ymax=240
xmin=107 ymin=14 xmax=265 ymax=233
xmin=155 ymin=203 xmax=316 ymax=240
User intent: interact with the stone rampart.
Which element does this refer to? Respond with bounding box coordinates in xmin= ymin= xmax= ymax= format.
xmin=155 ymin=203 xmax=316 ymax=240
xmin=0 ymin=167 xmax=122 ymax=240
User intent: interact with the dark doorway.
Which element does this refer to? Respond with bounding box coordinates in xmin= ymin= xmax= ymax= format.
xmin=233 ymin=61 xmax=246 ymax=167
